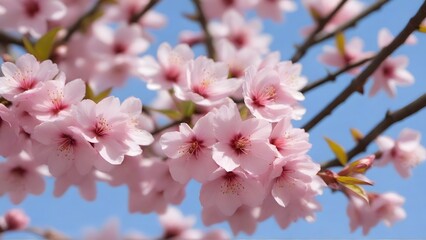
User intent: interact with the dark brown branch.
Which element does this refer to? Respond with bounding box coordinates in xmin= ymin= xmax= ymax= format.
xmin=313 ymin=0 xmax=390 ymax=45
xmin=291 ymin=0 xmax=348 ymax=63
xmin=302 ymin=1 xmax=426 ymax=132
xmin=61 ymin=0 xmax=104 ymax=44
xmin=151 ymin=118 xmax=188 ymax=136
xmin=129 ymin=0 xmax=161 ymax=24
xmin=190 ymin=0 xmax=215 ymax=60
xmin=301 ymin=57 xmax=373 ymax=94
xmin=0 ymin=32 xmax=23 ymax=46
xmin=321 ymin=93 xmax=426 ymax=169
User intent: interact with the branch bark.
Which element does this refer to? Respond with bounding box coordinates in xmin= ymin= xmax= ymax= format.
xmin=129 ymin=0 xmax=161 ymax=24
xmin=302 ymin=1 xmax=426 ymax=132
xmin=61 ymin=0 xmax=104 ymax=44
xmin=190 ymin=0 xmax=216 ymax=60
xmin=0 ymin=32 xmax=23 ymax=46
xmin=321 ymin=93 xmax=426 ymax=169
xmin=301 ymin=56 xmax=373 ymax=94
xmin=291 ymin=0 xmax=348 ymax=63
xmin=313 ymin=0 xmax=390 ymax=45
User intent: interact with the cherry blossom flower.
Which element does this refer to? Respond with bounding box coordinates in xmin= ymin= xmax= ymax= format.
xmin=302 ymin=0 xmax=364 ymax=34
xmin=160 ymin=113 xmax=219 ymax=183
xmin=0 ymin=0 xmax=66 ymax=36
xmin=212 ymin=103 xmax=276 ymax=175
xmin=54 ymin=167 xmax=110 ymax=201
xmin=209 ymin=10 xmax=271 ymax=53
xmin=202 ymin=205 xmax=259 ymax=235
xmin=30 ymin=78 xmax=85 ymax=121
xmin=269 ymin=118 xmax=311 ymax=157
xmin=318 ymin=37 xmax=373 ymax=74
xmin=256 ymin=0 xmax=296 ymax=22
xmin=216 ymin=39 xmax=261 ymax=80
xmin=375 ymin=128 xmax=426 ymax=178
xmin=369 ymin=30 xmax=414 ymax=97
xmin=128 ymin=159 xmax=185 ymax=214
xmin=268 ymin=156 xmax=320 ymax=208
xmin=74 ymin=96 xmax=153 ymax=165
xmin=200 ymin=168 xmax=265 ymax=216
xmin=103 ymin=0 xmax=166 ymax=29
xmin=243 ymin=66 xmax=304 ymax=122
xmin=347 ymin=192 xmax=406 ymax=235
xmin=0 ymin=54 xmax=61 ymax=102
xmin=86 ymin=24 xmax=150 ymax=93
xmin=174 ymin=56 xmax=242 ymax=106
xmin=0 ymin=151 xmax=45 ymax=204
xmin=2 ymin=209 xmax=30 ymax=231
xmin=0 ymin=104 xmax=21 ymax=157
xmin=258 ymin=191 xmax=321 ymax=229
xmin=142 ymin=43 xmax=194 ymax=90
xmin=201 ymin=0 xmax=258 ymax=19
xmin=158 ymin=206 xmax=196 ymax=239
xmin=32 ymin=117 xmax=103 ymax=176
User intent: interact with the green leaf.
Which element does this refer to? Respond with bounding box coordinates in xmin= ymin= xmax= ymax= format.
xmin=324 ymin=137 xmax=347 ymax=166
xmin=336 ymin=176 xmax=373 ymax=186
xmin=419 ymin=25 xmax=426 ymax=33
xmin=34 ymin=27 xmax=61 ymax=61
xmin=155 ymin=109 xmax=183 ymax=121
xmin=308 ymin=7 xmax=321 ymax=21
xmin=239 ymin=106 xmax=249 ymax=120
xmin=335 ymin=32 xmax=346 ymax=56
xmin=350 ymin=128 xmax=364 ymax=142
xmin=22 ymin=37 xmax=37 ymax=56
xmin=84 ymin=84 xmax=111 ymax=103
xmin=179 ymin=101 xmax=195 ymax=117
xmin=341 ymin=183 xmax=369 ymax=203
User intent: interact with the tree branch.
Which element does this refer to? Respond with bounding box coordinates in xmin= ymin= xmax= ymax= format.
xmin=129 ymin=0 xmax=161 ymax=24
xmin=291 ymin=0 xmax=348 ymax=63
xmin=0 ymin=32 xmax=23 ymax=46
xmin=190 ymin=0 xmax=216 ymax=60
xmin=313 ymin=0 xmax=390 ymax=45
xmin=301 ymin=56 xmax=373 ymax=94
xmin=61 ymin=0 xmax=104 ymax=44
xmin=302 ymin=1 xmax=426 ymax=132
xmin=321 ymin=93 xmax=426 ymax=169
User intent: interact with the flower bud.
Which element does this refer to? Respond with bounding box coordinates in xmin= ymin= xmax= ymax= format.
xmin=4 ymin=209 xmax=30 ymax=231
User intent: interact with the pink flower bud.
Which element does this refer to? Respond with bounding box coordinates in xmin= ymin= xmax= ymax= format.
xmin=4 ymin=209 xmax=30 ymax=231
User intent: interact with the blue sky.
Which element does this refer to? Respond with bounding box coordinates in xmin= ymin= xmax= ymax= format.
xmin=1 ymin=0 xmax=426 ymax=238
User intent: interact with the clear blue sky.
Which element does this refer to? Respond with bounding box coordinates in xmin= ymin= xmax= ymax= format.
xmin=1 ymin=0 xmax=426 ymax=238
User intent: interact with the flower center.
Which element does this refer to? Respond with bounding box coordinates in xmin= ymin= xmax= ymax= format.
xmin=58 ymin=133 xmax=77 ymax=152
xmin=93 ymin=116 xmax=111 ymax=137
xmin=230 ymin=134 xmax=251 ymax=155
xmin=178 ymin=137 xmax=204 ymax=158
xmin=10 ymin=166 xmax=27 ymax=177
xmin=25 ymin=0 xmax=40 ymax=18
xmin=221 ymin=172 xmax=244 ymax=194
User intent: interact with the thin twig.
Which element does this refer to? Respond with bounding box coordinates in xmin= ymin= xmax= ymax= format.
xmin=321 ymin=93 xmax=426 ymax=169
xmin=313 ymin=0 xmax=390 ymax=45
xmin=190 ymin=0 xmax=215 ymax=59
xmin=291 ymin=0 xmax=348 ymax=63
xmin=301 ymin=57 xmax=373 ymax=94
xmin=0 ymin=32 xmax=23 ymax=46
xmin=129 ymin=0 xmax=161 ymax=23
xmin=61 ymin=0 xmax=104 ymax=44
xmin=302 ymin=1 xmax=426 ymax=132
xmin=152 ymin=118 xmax=187 ymax=136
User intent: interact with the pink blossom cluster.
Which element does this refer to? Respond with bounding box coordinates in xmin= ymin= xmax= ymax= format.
xmin=84 ymin=206 xmax=228 ymax=240
xmin=200 ymin=0 xmax=296 ymax=22
xmin=0 ymin=54 xmax=154 ymax=203
xmin=376 ymin=128 xmax=426 ymax=178
xmin=136 ymin=27 xmax=318 ymax=234
xmin=318 ymin=28 xmax=416 ymax=97
xmin=347 ymin=192 xmax=406 ymax=235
